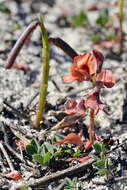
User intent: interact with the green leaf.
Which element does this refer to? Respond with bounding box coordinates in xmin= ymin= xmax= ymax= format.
xmin=73 ymin=150 xmax=81 ymax=158
xmin=33 ymin=152 xmax=52 ymax=166
xmin=97 ymin=158 xmax=107 ymax=168
xmin=44 ymin=142 xmax=58 ymax=155
xmin=97 ymin=168 xmax=107 ymax=176
xmin=26 ymin=139 xmax=39 ymax=155
xmin=54 ymin=151 xmax=61 ymax=158
xmin=93 ymin=143 xmax=106 ymax=154
xmin=0 ymin=2 xmax=11 ymax=14
xmin=96 ymin=9 xmax=109 ymax=27
xmin=106 ymin=33 xmax=116 ymax=41
xmin=71 ymin=11 xmax=88 ymax=27
xmin=91 ymin=35 xmax=100 ymax=43
xmin=93 ymin=143 xmax=102 ymax=153
xmin=101 ymin=144 xmax=106 ymax=153
xmin=43 ymin=152 xmax=52 ymax=165
xmin=33 ymin=154 xmax=44 ymax=165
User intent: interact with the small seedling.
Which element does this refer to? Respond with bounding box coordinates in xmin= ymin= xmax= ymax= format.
xmin=93 ymin=142 xmax=108 ymax=176
xmin=71 ymin=10 xmax=88 ymax=27
xmin=96 ymin=8 xmax=109 ymax=27
xmin=65 ymin=177 xmax=84 ymax=190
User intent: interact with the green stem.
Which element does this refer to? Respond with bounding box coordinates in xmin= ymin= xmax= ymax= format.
xmin=35 ymin=17 xmax=50 ymax=128
xmin=118 ymin=0 xmax=125 ymax=54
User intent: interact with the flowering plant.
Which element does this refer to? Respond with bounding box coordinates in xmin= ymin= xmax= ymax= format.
xmin=57 ymin=49 xmax=115 ymax=145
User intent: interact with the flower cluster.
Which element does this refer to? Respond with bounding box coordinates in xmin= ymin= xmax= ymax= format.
xmin=64 ymin=49 xmax=115 ymax=116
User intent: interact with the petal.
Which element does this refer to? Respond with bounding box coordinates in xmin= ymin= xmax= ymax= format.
xmin=74 ymin=52 xmax=97 ymax=75
xmin=92 ymin=49 xmax=104 ymax=72
xmin=85 ymin=92 xmax=107 ymax=114
xmin=63 ymin=75 xmax=76 ymax=82
xmin=77 ymin=100 xmax=86 ymax=115
xmin=96 ymin=70 xmax=115 ymax=88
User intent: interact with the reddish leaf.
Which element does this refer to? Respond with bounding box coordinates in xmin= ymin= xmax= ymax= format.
xmin=96 ymin=70 xmax=115 ymax=88
xmin=5 ymin=171 xmax=24 ymax=180
xmin=88 ymin=5 xmax=98 ymax=11
xmin=54 ymin=133 xmax=84 ymax=146
xmin=12 ymin=61 xmax=29 ymax=72
xmin=95 ymin=135 xmax=104 ymax=142
xmin=15 ymin=140 xmax=29 ymax=148
xmin=84 ymin=140 xmax=93 ymax=149
xmin=67 ymin=156 xmax=90 ymax=162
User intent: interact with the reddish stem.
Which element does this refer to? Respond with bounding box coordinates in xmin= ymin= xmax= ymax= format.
xmin=88 ymin=109 xmax=95 ymax=144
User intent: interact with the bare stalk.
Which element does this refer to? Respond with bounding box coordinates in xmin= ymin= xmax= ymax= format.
xmin=34 ymin=17 xmax=50 ymax=128
xmin=118 ymin=0 xmax=125 ymax=54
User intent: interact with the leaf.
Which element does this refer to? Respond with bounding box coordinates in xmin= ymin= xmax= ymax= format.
xmin=43 ymin=152 xmax=52 ymax=165
xmin=5 ymin=171 xmax=23 ymax=180
xmin=67 ymin=156 xmax=90 ymax=163
xmin=33 ymin=152 xmax=52 ymax=166
xmin=51 ymin=115 xmax=81 ymax=131
xmin=71 ymin=11 xmax=88 ymax=27
xmin=26 ymin=139 xmax=39 ymax=155
xmin=73 ymin=150 xmax=81 ymax=158
xmin=97 ymin=158 xmax=107 ymax=168
xmin=96 ymin=9 xmax=109 ymax=27
xmin=54 ymin=133 xmax=84 ymax=146
xmin=101 ymin=144 xmax=107 ymax=153
xmin=93 ymin=143 xmax=106 ymax=154
xmin=33 ymin=154 xmax=44 ymax=165
xmin=97 ymin=169 xmax=107 ymax=176
xmin=106 ymin=33 xmax=116 ymax=41
xmin=12 ymin=62 xmax=29 ymax=72
xmin=0 ymin=2 xmax=11 ymax=14
xmin=15 ymin=140 xmax=29 ymax=148
xmin=91 ymin=35 xmax=100 ymax=43
xmin=43 ymin=142 xmax=58 ymax=155
xmin=93 ymin=143 xmax=102 ymax=153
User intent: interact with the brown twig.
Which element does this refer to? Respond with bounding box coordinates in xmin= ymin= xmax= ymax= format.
xmin=0 ymin=141 xmax=14 ymax=171
xmin=3 ymin=100 xmax=28 ymax=119
xmin=106 ymin=138 xmax=127 ymax=154
xmin=92 ymin=175 xmax=127 ymax=185
xmin=9 ymin=159 xmax=95 ymax=189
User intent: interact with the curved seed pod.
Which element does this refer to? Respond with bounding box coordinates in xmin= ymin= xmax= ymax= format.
xmin=48 ymin=37 xmax=78 ymax=59
xmin=5 ymin=20 xmax=40 ymax=69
